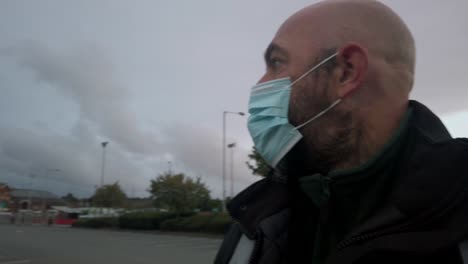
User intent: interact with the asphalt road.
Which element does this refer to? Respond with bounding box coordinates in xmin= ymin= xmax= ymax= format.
xmin=0 ymin=224 xmax=222 ymax=264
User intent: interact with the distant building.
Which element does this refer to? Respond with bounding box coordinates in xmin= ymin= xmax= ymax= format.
xmin=10 ymin=189 xmax=66 ymax=211
xmin=0 ymin=183 xmax=65 ymax=211
xmin=0 ymin=183 xmax=11 ymax=210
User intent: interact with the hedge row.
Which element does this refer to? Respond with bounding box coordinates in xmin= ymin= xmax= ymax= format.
xmin=160 ymin=213 xmax=231 ymax=233
xmin=119 ymin=212 xmax=180 ymax=230
xmin=72 ymin=212 xmax=232 ymax=234
xmin=72 ymin=217 xmax=118 ymax=229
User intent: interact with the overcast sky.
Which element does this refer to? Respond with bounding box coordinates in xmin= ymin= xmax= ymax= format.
xmin=0 ymin=0 xmax=467 ymax=198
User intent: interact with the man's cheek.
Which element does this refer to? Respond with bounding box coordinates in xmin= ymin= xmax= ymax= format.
xmin=289 ymin=87 xmax=309 ymax=124
xmin=288 ymin=97 xmax=302 ymax=126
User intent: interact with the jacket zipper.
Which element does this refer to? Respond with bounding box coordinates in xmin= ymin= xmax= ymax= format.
xmin=336 ymin=231 xmax=384 ymax=251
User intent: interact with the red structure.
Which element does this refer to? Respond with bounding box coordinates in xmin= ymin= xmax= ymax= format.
xmin=52 ymin=206 xmax=81 ymax=226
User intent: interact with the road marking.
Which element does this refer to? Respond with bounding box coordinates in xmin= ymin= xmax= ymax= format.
xmin=152 ymin=239 xmax=222 ymax=248
xmin=185 ymin=240 xmax=222 ymax=245
xmin=169 ymin=237 xmax=219 ymax=242
xmin=122 ymin=236 xmax=184 ymax=243
xmin=0 ymin=260 xmax=31 ymax=264
xmin=122 ymin=236 xmax=220 ymax=247
xmin=153 ymin=237 xmax=218 ymax=244
xmin=188 ymin=244 xmax=222 ymax=250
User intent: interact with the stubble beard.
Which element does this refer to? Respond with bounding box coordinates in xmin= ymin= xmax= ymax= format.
xmin=282 ymin=75 xmax=358 ymax=179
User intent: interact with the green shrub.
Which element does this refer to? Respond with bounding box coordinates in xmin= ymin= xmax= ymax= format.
xmin=183 ymin=214 xmax=212 ymax=232
xmin=160 ymin=214 xmax=211 ymax=232
xmin=72 ymin=212 xmax=232 ymax=234
xmin=118 ymin=211 xmax=194 ymax=230
xmin=160 ymin=213 xmax=232 ymax=234
xmin=72 ymin=217 xmax=118 ymax=229
xmin=159 ymin=217 xmax=186 ymax=231
xmin=203 ymin=213 xmax=231 ymax=234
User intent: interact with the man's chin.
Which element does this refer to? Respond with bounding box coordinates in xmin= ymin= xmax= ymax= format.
xmin=276 ymin=140 xmax=324 ymax=181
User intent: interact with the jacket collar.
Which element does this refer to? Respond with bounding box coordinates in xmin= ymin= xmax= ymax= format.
xmin=408 ymin=100 xmax=452 ymax=143
xmin=341 ymin=100 xmax=467 ymax=238
xmin=227 ymin=177 xmax=288 ymax=239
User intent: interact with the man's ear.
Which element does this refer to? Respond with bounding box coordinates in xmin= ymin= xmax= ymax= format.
xmin=335 ymin=43 xmax=368 ymax=98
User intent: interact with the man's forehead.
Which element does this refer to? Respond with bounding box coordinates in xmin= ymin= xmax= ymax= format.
xmin=276 ymin=4 xmax=321 ymax=34
xmin=268 ymin=24 xmax=322 ymax=62
xmin=272 ymin=1 xmax=338 ymax=48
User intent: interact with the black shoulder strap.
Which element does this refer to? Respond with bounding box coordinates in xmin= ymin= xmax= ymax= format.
xmin=214 ymin=223 xmax=243 ymax=264
xmin=459 ymin=241 xmax=468 ymax=264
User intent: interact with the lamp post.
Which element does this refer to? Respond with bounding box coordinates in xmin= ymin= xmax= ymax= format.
xmin=100 ymin=142 xmax=109 ymax=187
xmin=28 ymin=173 xmax=36 ymax=210
xmin=222 ymin=111 xmax=244 ymax=212
xmin=168 ymin=161 xmax=172 ymax=175
xmin=44 ymin=168 xmax=61 ymax=189
xmin=42 ymin=168 xmax=60 ymax=223
xmin=227 ymin=143 xmax=236 ymax=198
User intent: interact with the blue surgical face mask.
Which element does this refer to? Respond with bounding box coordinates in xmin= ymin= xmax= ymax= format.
xmin=248 ymin=52 xmax=341 ymax=167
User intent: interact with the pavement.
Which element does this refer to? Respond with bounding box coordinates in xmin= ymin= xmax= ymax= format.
xmin=0 ymin=224 xmax=222 ymax=264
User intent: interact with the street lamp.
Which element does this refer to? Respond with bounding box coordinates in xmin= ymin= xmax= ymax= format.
xmin=100 ymin=142 xmax=109 ymax=187
xmin=45 ymin=168 xmax=61 ymax=181
xmin=28 ymin=173 xmax=36 ymax=210
xmin=42 ymin=168 xmax=60 ymax=222
xmin=168 ymin=161 xmax=172 ymax=175
xmin=227 ymin=143 xmax=236 ymax=198
xmin=222 ymin=111 xmax=244 ymax=212
xmin=43 ymin=168 xmax=61 ymax=195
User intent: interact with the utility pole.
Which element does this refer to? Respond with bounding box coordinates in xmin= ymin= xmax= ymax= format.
xmin=28 ymin=174 xmax=36 ymax=210
xmin=100 ymin=142 xmax=109 ymax=187
xmin=42 ymin=168 xmax=60 ymax=218
xmin=227 ymin=143 xmax=236 ymax=197
xmin=222 ymin=111 xmax=244 ymax=212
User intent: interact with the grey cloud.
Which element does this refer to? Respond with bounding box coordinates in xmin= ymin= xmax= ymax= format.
xmin=162 ymin=124 xmax=258 ymax=196
xmin=0 ymin=122 xmax=150 ymax=197
xmin=0 ymin=41 xmax=257 ymax=197
xmin=1 ymin=41 xmax=160 ymax=156
xmin=0 ymin=121 xmax=256 ymax=198
xmin=0 ymin=125 xmax=98 ymax=195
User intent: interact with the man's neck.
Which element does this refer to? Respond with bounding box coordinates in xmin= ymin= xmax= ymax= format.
xmin=332 ymin=103 xmax=408 ymax=172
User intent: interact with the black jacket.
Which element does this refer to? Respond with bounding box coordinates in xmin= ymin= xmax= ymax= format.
xmin=215 ymin=101 xmax=468 ymax=264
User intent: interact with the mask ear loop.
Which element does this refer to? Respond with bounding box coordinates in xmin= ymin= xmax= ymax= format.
xmin=290 ymin=52 xmax=339 ymax=87
xmin=295 ymin=99 xmax=342 ymax=130
xmin=292 ymin=52 xmax=341 ymax=130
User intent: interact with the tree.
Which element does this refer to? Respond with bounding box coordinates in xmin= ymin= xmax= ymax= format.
xmin=62 ymin=193 xmax=79 ymax=206
xmin=200 ymin=198 xmax=223 ymax=212
xmin=246 ymin=146 xmax=272 ymax=177
xmin=92 ymin=182 xmax=127 ymax=208
xmin=148 ymin=172 xmax=210 ymax=213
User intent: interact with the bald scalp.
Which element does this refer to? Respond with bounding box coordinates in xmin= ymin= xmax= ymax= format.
xmin=278 ymin=0 xmax=416 ymax=88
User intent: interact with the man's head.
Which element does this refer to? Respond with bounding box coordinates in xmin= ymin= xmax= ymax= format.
xmin=260 ymin=0 xmax=416 ymax=174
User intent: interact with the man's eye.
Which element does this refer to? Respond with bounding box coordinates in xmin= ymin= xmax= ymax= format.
xmin=269 ymin=58 xmax=283 ymax=69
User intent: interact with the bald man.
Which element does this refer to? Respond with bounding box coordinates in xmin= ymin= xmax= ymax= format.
xmin=215 ymin=1 xmax=468 ymax=264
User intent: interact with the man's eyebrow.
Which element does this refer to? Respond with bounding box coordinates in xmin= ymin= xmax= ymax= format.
xmin=264 ymin=43 xmax=288 ymax=64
